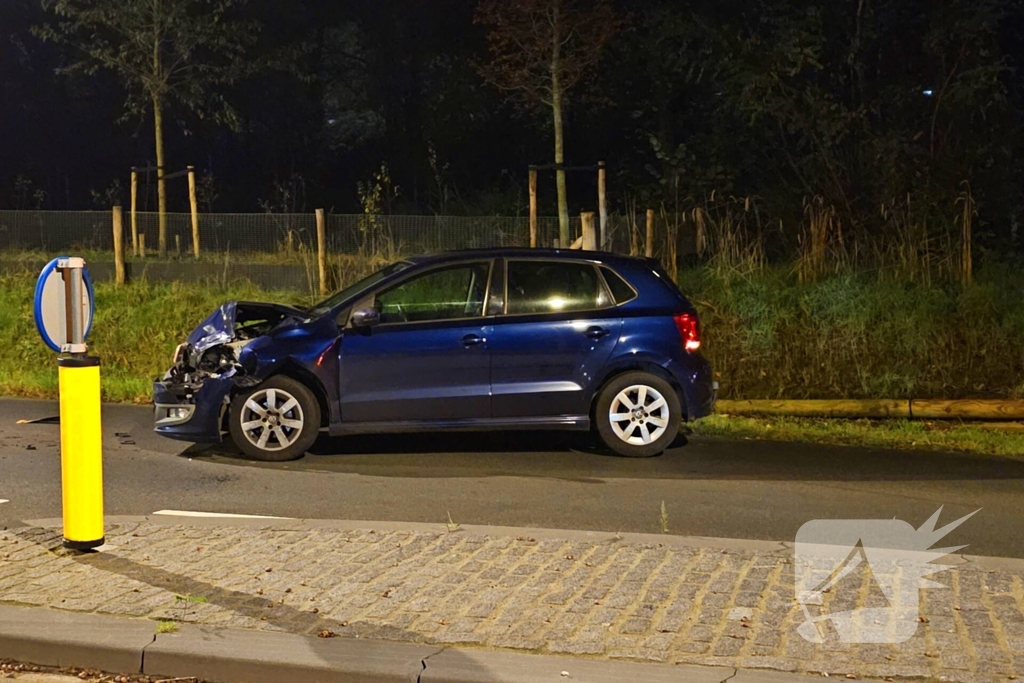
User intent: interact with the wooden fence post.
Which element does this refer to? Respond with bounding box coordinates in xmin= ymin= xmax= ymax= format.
xmin=130 ymin=170 xmax=139 ymax=257
xmin=112 ymin=206 xmax=125 ymax=285
xmin=188 ymin=166 xmax=200 ymax=258
xmin=529 ymin=169 xmax=538 ymax=248
xmin=581 ymin=212 xmax=598 ymax=251
xmin=598 ymin=161 xmax=607 ymax=249
xmin=139 ymin=233 xmax=146 ymax=259
xmin=645 ymin=209 xmax=655 ymax=258
xmin=316 ymin=209 xmax=328 ymax=297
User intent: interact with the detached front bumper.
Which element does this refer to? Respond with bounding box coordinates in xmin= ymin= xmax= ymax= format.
xmin=153 ymin=376 xmax=235 ymax=443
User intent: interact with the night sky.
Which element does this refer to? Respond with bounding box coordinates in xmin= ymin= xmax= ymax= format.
xmin=2 ymin=0 xmax=1022 ymax=246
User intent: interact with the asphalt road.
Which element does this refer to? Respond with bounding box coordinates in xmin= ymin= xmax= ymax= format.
xmin=1 ymin=398 xmax=1022 ymax=557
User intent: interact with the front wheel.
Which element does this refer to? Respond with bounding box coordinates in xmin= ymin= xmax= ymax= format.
xmin=228 ymin=376 xmax=320 ymax=462
xmin=595 ymin=372 xmax=682 ymax=458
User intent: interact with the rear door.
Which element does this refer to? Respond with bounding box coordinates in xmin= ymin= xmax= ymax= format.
xmin=339 ymin=260 xmax=493 ymax=423
xmin=489 ymin=259 xmax=622 ymax=419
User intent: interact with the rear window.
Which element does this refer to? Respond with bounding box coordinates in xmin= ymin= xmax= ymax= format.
xmin=506 ymin=261 xmax=611 ymax=315
xmin=600 ymin=267 xmax=636 ymax=304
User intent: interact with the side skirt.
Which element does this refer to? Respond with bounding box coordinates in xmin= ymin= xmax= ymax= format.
xmin=328 ymin=415 xmax=590 ymax=436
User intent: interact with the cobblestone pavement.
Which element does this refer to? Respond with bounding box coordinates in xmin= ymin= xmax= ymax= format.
xmin=1 ymin=522 xmax=1022 ymax=682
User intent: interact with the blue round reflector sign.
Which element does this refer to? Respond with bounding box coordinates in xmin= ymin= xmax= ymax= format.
xmin=34 ymin=257 xmax=95 ymax=352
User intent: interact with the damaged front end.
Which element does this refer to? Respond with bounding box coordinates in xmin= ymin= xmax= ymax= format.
xmin=153 ymin=301 xmax=306 ymax=442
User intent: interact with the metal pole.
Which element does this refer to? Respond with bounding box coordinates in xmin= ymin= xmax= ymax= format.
xmin=59 ymin=257 xmax=87 ymax=355
xmin=69 ymin=265 xmax=84 ymax=348
xmin=62 ymin=269 xmax=74 ymax=348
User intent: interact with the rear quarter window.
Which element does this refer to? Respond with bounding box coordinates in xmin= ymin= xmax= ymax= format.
xmin=600 ymin=267 xmax=637 ymax=305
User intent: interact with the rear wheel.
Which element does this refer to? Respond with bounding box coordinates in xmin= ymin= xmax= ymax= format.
xmin=228 ymin=376 xmax=320 ymax=462
xmin=595 ymin=372 xmax=682 ymax=458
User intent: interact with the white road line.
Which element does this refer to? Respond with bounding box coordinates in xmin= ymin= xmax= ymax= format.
xmin=0 ymin=500 xmax=9 ymax=505
xmin=152 ymin=509 xmax=291 ymax=520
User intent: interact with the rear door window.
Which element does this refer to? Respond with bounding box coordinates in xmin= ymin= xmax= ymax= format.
xmin=505 ymin=261 xmax=611 ymax=315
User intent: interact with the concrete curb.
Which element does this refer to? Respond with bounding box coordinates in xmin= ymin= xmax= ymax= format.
xmin=145 ymin=623 xmax=438 ymax=683
xmin=0 ymin=604 xmax=824 ymax=683
xmin=0 ymin=604 xmax=153 ymax=673
xmin=26 ymin=514 xmax=1024 ymax=572
xmin=24 ymin=514 xmax=793 ymax=555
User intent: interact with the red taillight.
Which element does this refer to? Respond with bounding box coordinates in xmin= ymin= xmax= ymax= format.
xmin=674 ymin=313 xmax=701 ymax=352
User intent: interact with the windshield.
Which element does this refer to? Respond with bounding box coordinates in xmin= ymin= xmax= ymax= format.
xmin=307 ymin=261 xmax=413 ymax=318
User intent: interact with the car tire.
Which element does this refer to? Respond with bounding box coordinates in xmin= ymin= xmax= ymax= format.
xmin=595 ymin=371 xmax=682 ymax=458
xmin=228 ymin=376 xmax=320 ymax=462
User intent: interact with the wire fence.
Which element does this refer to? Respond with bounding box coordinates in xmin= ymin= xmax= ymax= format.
xmin=0 ymin=210 xmax=697 ymax=292
xmin=0 ymin=211 xmax=545 ymax=255
xmin=0 ymin=210 xmax=696 ymax=258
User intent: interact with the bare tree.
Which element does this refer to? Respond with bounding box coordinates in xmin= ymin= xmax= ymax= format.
xmin=476 ymin=0 xmax=620 ymax=246
xmin=37 ymin=0 xmax=257 ymax=256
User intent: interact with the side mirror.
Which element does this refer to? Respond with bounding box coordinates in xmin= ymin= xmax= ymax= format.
xmin=350 ymin=308 xmax=381 ymax=328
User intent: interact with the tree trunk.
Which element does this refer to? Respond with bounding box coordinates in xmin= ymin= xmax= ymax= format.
xmin=551 ymin=3 xmax=569 ymax=246
xmin=152 ymin=0 xmax=167 ymax=257
xmin=154 ymin=98 xmax=167 ymax=257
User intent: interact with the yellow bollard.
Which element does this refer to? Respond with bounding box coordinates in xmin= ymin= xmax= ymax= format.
xmin=58 ymin=356 xmax=105 ymax=549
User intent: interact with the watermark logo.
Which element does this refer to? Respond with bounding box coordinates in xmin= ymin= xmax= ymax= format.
xmin=795 ymin=507 xmax=979 ymax=644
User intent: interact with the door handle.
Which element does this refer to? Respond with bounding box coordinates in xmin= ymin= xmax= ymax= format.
xmin=462 ymin=334 xmax=486 ymax=347
xmin=585 ymin=326 xmax=610 ymax=340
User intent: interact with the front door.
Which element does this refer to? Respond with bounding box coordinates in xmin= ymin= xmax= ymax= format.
xmin=340 ymin=261 xmax=493 ymax=424
xmin=490 ymin=259 xmax=622 ymax=419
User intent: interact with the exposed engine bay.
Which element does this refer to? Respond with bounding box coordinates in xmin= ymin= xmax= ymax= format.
xmin=161 ymin=301 xmax=306 ymax=389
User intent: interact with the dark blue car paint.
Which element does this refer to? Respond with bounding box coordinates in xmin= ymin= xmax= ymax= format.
xmin=340 ymin=321 xmax=492 ymax=422
xmin=153 ymin=249 xmax=715 ymax=443
xmin=489 ymin=315 xmax=623 ymax=418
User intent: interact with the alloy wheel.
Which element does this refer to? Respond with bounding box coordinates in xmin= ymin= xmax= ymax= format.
xmin=238 ymin=387 xmax=305 ymax=452
xmin=608 ymin=384 xmax=670 ymax=445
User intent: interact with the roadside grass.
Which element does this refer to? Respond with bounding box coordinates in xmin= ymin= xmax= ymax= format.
xmin=155 ymin=620 xmax=178 ymax=634
xmin=0 ymin=275 xmax=307 ymax=404
xmin=693 ymin=414 xmax=1024 ymax=457
xmin=680 ymin=261 xmax=1024 ymax=401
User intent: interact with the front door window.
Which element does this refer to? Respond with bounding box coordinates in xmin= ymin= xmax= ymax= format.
xmin=340 ymin=261 xmax=493 ymax=423
xmin=376 ymin=263 xmax=491 ymax=324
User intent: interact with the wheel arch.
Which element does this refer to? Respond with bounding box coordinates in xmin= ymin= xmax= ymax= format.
xmin=268 ymin=361 xmax=331 ymax=428
xmin=589 ymin=360 xmax=688 ymax=424
xmin=225 ymin=361 xmax=331 ymax=429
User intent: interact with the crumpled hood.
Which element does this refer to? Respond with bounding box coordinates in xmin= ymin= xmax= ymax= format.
xmin=187 ymin=301 xmax=307 ymax=351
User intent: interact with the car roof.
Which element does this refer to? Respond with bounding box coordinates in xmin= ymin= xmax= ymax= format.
xmin=404 ymin=248 xmax=652 ymax=268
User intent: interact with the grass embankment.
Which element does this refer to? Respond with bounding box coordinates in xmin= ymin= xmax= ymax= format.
xmin=1 ymin=263 xmax=1023 ymax=455
xmin=684 ymin=263 xmax=1024 ymax=401
xmin=0 ymin=276 xmax=307 ymax=403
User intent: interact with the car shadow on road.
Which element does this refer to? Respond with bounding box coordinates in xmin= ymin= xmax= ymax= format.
xmin=177 ymin=430 xmax=1024 ymax=484
xmin=179 ymin=430 xmax=689 ymax=484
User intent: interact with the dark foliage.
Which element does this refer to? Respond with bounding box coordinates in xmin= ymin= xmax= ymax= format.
xmin=1 ymin=0 xmax=1021 ymax=251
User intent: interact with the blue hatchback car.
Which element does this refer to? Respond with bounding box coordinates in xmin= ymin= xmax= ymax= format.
xmin=154 ymin=249 xmax=715 ymax=460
